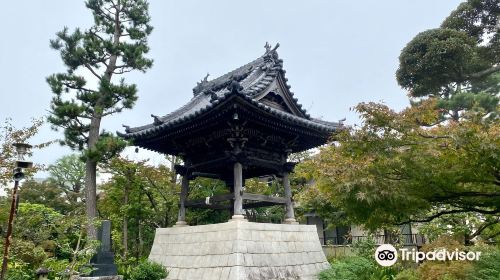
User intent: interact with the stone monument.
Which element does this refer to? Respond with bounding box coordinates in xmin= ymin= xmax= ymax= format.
xmin=90 ymin=220 xmax=118 ymax=277
xmin=119 ymin=44 xmax=341 ymax=279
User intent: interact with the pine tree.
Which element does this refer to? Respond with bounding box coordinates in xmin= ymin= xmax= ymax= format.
xmin=47 ymin=0 xmax=153 ymax=238
xmin=396 ymin=0 xmax=499 ymax=120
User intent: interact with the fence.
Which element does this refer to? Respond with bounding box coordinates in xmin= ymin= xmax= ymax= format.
xmin=325 ymin=234 xmax=426 ymax=246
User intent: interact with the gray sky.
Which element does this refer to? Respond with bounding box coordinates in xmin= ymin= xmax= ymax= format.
xmin=0 ymin=0 xmax=463 ymax=174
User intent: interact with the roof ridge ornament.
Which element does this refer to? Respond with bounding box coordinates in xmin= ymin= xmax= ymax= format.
xmin=264 ymin=42 xmax=271 ymax=53
xmin=264 ymin=42 xmax=280 ymax=54
xmin=227 ymin=75 xmax=243 ymax=94
xmin=122 ymin=124 xmax=131 ymax=133
xmin=192 ymin=73 xmax=210 ymax=96
xmin=206 ymin=88 xmax=218 ymax=102
xmin=151 ymin=114 xmax=163 ymax=125
xmin=262 ymin=42 xmax=281 ymax=70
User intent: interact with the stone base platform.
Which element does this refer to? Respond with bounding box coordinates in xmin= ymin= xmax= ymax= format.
xmin=149 ymin=220 xmax=330 ymax=280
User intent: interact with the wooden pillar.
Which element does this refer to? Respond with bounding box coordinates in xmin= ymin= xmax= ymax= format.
xmin=231 ymin=162 xmax=245 ymax=220
xmin=283 ymin=172 xmax=298 ymax=224
xmin=175 ymin=175 xmax=189 ymax=227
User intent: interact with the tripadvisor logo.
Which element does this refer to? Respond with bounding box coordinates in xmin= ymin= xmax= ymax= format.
xmin=375 ymin=244 xmax=398 ymax=266
xmin=374 ymin=244 xmax=482 ymax=267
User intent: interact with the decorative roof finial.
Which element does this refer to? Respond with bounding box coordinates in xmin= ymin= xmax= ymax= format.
xmin=193 ymin=73 xmax=210 ymax=96
xmin=272 ymin=42 xmax=280 ymax=52
xmin=122 ymin=124 xmax=131 ymax=133
xmin=227 ymin=75 xmax=243 ymax=94
xmin=151 ymin=114 xmax=163 ymax=125
xmin=264 ymin=42 xmax=271 ymax=53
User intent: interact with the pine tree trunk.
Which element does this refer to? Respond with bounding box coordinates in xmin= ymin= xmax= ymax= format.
xmin=85 ymin=115 xmax=102 ymax=239
xmin=85 ymin=1 xmax=120 ymax=240
xmin=85 ymin=159 xmax=98 ymax=239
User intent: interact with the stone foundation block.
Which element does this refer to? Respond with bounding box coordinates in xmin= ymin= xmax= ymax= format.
xmin=149 ymin=220 xmax=330 ymax=279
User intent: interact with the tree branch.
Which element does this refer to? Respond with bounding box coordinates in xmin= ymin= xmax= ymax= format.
xmin=469 ymin=218 xmax=500 ymax=239
xmin=417 ymin=132 xmax=451 ymax=139
xmin=396 ymin=207 xmax=500 ymax=225
xmin=466 ymin=64 xmax=500 ymax=79
xmin=84 ymin=63 xmax=102 ymax=81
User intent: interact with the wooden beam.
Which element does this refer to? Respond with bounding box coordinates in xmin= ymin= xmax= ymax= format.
xmin=242 ymin=193 xmax=287 ymax=204
xmin=190 ymin=172 xmax=220 ymax=179
xmin=185 ymin=193 xmax=234 ymax=207
xmin=186 ymin=201 xmax=283 ymax=210
xmin=185 ymin=204 xmax=231 ymax=210
xmin=184 ymin=193 xmax=287 ymax=209
xmin=243 ymin=201 xmax=282 ymax=209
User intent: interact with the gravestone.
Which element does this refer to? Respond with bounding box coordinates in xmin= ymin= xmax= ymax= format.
xmin=90 ymin=220 xmax=118 ymax=276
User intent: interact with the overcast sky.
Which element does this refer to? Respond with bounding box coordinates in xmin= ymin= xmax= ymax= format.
xmin=0 ymin=0 xmax=463 ymax=176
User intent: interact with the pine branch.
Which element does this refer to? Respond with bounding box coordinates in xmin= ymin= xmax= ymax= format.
xmin=60 ymin=81 xmax=96 ymax=94
xmin=84 ymin=63 xmax=102 ymax=80
xmin=102 ymin=107 xmax=123 ymax=117
xmin=113 ymin=68 xmax=133 ymax=74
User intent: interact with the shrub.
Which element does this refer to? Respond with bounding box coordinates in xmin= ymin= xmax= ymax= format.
xmin=467 ymin=247 xmax=500 ymax=280
xmin=129 ymin=260 xmax=168 ymax=280
xmin=318 ymin=256 xmax=376 ymax=280
xmin=395 ymin=268 xmax=420 ymax=280
xmin=4 ymin=262 xmax=33 ymax=280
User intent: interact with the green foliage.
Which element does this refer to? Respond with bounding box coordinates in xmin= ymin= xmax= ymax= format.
xmin=396 ymin=0 xmax=499 ymax=120
xmin=19 ymin=180 xmax=75 ymax=215
xmin=303 ymin=99 xmax=500 ymax=234
xmin=318 ymin=256 xmax=376 ymax=280
xmin=441 ymin=0 xmax=499 ymax=47
xmin=15 ymin=203 xmax=63 ymax=246
xmin=115 ymin=256 xmax=139 ymax=280
xmin=47 ymin=0 xmax=153 ymax=152
xmin=47 ymin=0 xmax=154 ymax=234
xmin=352 ymin=237 xmax=377 ymax=259
xmin=394 ymin=269 xmax=420 ymax=280
xmin=244 ymin=178 xmax=286 ymax=223
xmin=99 ymin=157 xmax=178 ymax=259
xmin=397 ymin=28 xmax=482 ymax=97
xmin=419 ymin=213 xmax=500 ymax=244
xmin=415 ymin=236 xmax=473 ymax=280
xmin=467 ymin=246 xmax=500 ymax=280
xmin=0 ymin=118 xmax=49 ymax=186
xmin=128 ymin=260 xmax=168 ymax=280
xmin=185 ymin=177 xmax=231 ymax=225
xmin=4 ymin=263 xmax=32 ymax=280
xmin=48 ymin=154 xmax=85 ymax=199
xmin=0 ymin=202 xmax=98 ymax=278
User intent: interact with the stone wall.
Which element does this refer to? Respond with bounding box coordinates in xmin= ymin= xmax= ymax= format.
xmin=149 ymin=220 xmax=330 ymax=280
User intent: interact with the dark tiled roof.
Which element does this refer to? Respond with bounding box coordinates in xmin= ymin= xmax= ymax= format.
xmin=120 ymin=46 xmax=341 ymax=139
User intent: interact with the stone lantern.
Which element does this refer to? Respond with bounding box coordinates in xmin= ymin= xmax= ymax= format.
xmin=35 ymin=268 xmax=49 ymax=280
